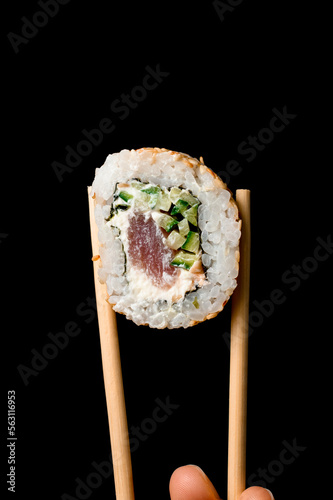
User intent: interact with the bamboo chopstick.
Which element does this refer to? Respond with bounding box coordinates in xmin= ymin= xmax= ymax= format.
xmin=227 ymin=189 xmax=251 ymax=500
xmin=88 ymin=187 xmax=135 ymax=500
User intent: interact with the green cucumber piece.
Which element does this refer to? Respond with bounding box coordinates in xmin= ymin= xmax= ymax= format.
xmin=179 ymin=190 xmax=199 ymax=207
xmin=148 ymin=194 xmax=159 ymax=208
xmin=140 ymin=186 xmax=161 ymax=208
xmin=170 ymin=250 xmax=197 ymax=270
xmin=130 ymin=180 xmax=146 ymax=189
xmin=166 ymin=230 xmax=186 ymax=250
xmin=178 ymin=218 xmax=190 ymax=237
xmin=183 ymin=204 xmax=199 ymax=226
xmin=169 ymin=187 xmax=182 ymax=203
xmin=171 ymin=199 xmax=189 ymax=215
xmin=141 ymin=186 xmax=161 ymax=195
xmin=118 ymin=191 xmax=133 ymax=203
xmin=156 ymin=190 xmax=172 ymax=212
xmin=181 ymin=231 xmax=200 ymax=253
xmin=154 ymin=213 xmax=178 ymax=232
xmin=134 ymin=191 xmax=151 ymax=210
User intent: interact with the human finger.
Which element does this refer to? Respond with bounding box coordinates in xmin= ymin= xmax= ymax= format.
xmin=239 ymin=486 xmax=275 ymax=500
xmin=169 ymin=465 xmax=221 ymax=500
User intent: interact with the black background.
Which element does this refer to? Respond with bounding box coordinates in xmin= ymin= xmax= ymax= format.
xmin=2 ymin=1 xmax=331 ymax=500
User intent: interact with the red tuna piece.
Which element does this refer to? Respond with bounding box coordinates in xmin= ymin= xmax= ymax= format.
xmin=127 ymin=212 xmax=179 ymax=288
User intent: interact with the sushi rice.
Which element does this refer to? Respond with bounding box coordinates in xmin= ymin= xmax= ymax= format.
xmin=91 ymin=147 xmax=241 ymax=329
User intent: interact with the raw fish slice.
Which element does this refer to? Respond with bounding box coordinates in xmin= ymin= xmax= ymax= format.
xmin=127 ymin=212 xmax=179 ymax=288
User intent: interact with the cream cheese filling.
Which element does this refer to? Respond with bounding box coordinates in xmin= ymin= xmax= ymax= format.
xmin=125 ymin=265 xmax=196 ymax=302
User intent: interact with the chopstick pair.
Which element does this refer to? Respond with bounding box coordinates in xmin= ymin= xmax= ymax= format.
xmin=88 ymin=187 xmax=251 ymax=500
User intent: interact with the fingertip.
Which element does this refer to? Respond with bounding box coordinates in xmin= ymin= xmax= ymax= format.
xmin=170 ymin=465 xmax=221 ymax=500
xmin=239 ymin=486 xmax=275 ymax=500
xmin=264 ymin=489 xmax=275 ymax=500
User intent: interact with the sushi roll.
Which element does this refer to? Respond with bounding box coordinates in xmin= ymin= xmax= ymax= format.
xmin=90 ymin=148 xmax=241 ymax=329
